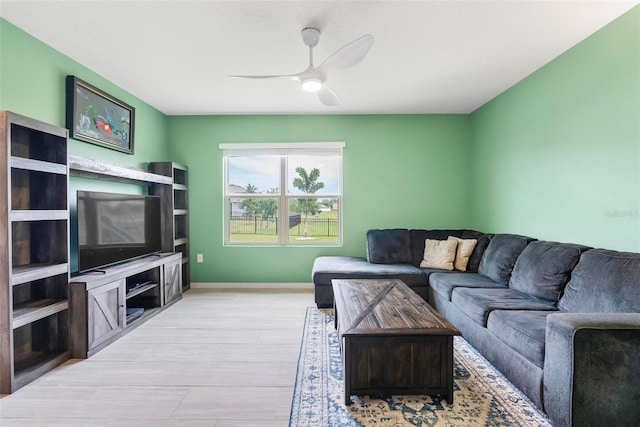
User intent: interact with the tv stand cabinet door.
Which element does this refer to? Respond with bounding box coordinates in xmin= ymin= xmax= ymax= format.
xmin=87 ymin=279 xmax=125 ymax=353
xmin=163 ymin=257 xmax=182 ymax=305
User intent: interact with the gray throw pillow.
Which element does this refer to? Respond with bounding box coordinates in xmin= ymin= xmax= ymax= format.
xmin=464 ymin=233 xmax=492 ymax=272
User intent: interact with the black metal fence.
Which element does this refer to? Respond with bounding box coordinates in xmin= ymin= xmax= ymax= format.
xmin=230 ymin=215 xmax=338 ymax=237
xmin=290 ymin=217 xmax=338 ymax=237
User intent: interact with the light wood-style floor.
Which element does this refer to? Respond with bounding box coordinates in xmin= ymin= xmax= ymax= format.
xmin=0 ymin=289 xmax=315 ymax=426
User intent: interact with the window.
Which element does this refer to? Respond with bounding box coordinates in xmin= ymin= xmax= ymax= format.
xmin=220 ymin=142 xmax=344 ymax=245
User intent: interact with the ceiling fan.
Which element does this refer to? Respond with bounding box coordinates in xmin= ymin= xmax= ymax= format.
xmin=229 ymin=28 xmax=374 ymax=106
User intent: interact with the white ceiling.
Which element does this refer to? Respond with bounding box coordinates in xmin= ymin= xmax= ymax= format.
xmin=1 ymin=1 xmax=638 ymax=115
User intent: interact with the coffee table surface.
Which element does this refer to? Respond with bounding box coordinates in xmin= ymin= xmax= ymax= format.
xmin=332 ymin=278 xmax=459 ymax=336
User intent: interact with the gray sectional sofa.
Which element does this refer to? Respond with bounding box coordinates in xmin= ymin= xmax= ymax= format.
xmin=311 ymin=228 xmax=640 ymax=427
xmin=313 ymin=228 xmax=491 ymax=307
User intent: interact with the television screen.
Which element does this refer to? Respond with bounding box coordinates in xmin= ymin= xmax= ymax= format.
xmin=77 ymin=191 xmax=162 ymax=273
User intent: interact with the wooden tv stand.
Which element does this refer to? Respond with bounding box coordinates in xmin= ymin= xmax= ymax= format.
xmin=69 ymin=252 xmax=182 ymax=358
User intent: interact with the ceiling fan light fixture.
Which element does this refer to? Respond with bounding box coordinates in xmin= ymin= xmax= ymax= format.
xmin=301 ymin=78 xmax=323 ymax=92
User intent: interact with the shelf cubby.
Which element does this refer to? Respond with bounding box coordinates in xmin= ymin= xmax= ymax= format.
xmin=174 ymin=188 xmax=187 ymax=210
xmin=10 ymin=123 xmax=67 ymax=165
xmin=174 ymin=214 xmax=188 ymax=240
xmin=12 ymin=220 xmax=68 ymax=267
xmin=173 ymin=168 xmax=187 ymax=186
xmin=13 ymin=310 xmax=70 ymax=391
xmin=125 ymin=267 xmax=162 ymax=326
xmin=175 ymin=243 xmax=189 ymax=260
xmin=11 ymin=168 xmax=68 ymax=211
xmin=12 ymin=273 xmax=70 ymax=329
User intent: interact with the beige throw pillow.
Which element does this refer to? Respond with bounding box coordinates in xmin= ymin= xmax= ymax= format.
xmin=448 ymin=236 xmax=478 ymax=272
xmin=420 ymin=239 xmax=458 ymax=271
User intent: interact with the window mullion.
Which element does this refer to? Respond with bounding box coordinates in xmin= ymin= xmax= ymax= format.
xmin=278 ymin=156 xmax=288 ymax=244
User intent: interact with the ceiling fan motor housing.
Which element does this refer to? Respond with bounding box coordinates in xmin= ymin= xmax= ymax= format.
xmin=302 ymin=27 xmax=321 ymax=47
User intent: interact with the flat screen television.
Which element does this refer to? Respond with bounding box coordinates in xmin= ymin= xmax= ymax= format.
xmin=77 ymin=190 xmax=162 ymax=273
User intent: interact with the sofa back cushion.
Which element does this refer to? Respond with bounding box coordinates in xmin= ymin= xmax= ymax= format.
xmin=558 ymin=249 xmax=640 ymax=313
xmin=366 ymin=229 xmax=413 ymax=264
xmin=409 ymin=229 xmax=465 ymax=266
xmin=509 ymin=241 xmax=590 ymax=302
xmin=478 ymin=234 xmax=535 ymax=284
xmin=461 ymin=230 xmax=493 ymax=272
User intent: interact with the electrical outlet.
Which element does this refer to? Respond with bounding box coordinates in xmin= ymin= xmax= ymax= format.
xmin=197 ymin=253 xmax=204 ymax=263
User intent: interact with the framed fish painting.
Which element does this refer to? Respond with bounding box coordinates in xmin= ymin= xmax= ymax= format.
xmin=66 ymin=76 xmax=135 ymax=154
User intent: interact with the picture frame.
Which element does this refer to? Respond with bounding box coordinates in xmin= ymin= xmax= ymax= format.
xmin=66 ymin=76 xmax=135 ymax=154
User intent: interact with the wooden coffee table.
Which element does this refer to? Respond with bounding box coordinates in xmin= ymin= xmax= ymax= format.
xmin=332 ymin=278 xmax=460 ymax=405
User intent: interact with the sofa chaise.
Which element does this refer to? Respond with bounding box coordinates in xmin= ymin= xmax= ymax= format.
xmin=311 ymin=228 xmax=640 ymax=427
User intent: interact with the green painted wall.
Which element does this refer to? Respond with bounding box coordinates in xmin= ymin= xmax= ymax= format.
xmin=0 ymin=19 xmax=169 ymax=168
xmin=0 ymin=19 xmax=170 ymax=273
xmin=168 ymin=115 xmax=472 ymax=283
xmin=470 ymin=8 xmax=640 ymax=251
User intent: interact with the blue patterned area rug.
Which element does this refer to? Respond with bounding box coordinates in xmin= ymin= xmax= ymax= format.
xmin=289 ymin=308 xmax=552 ymax=427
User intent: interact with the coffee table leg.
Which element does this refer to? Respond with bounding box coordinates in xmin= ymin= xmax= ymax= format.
xmin=344 ymin=337 xmax=351 ymax=405
xmin=447 ymin=336 xmax=454 ymax=404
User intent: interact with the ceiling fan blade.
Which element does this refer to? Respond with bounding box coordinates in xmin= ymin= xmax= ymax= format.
xmin=317 ymin=34 xmax=374 ymax=74
xmin=318 ymin=85 xmax=341 ymax=106
xmin=228 ymin=74 xmax=297 ymax=80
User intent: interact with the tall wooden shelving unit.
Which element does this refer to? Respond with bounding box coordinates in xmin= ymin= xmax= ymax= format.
xmin=0 ymin=111 xmax=70 ymax=394
xmin=150 ymin=162 xmax=190 ymax=291
xmin=0 ymin=113 xmax=188 ymax=392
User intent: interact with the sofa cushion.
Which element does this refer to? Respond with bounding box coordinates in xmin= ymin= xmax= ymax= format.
xmin=451 ymin=287 xmax=557 ymax=326
xmin=461 ymin=231 xmax=493 ymax=273
xmin=487 ymin=310 xmax=552 ymax=368
xmin=448 ymin=236 xmax=477 ymax=271
xmin=312 ymin=256 xmax=427 ymax=286
xmin=410 ymin=229 xmax=465 ymax=266
xmin=558 ymin=249 xmax=640 ymax=313
xmin=478 ymin=234 xmax=535 ymax=284
xmin=429 ymin=272 xmax=506 ymax=301
xmin=420 ymin=238 xmax=458 ymax=270
xmin=509 ymin=241 xmax=591 ymax=302
xmin=366 ymin=229 xmax=413 ymax=264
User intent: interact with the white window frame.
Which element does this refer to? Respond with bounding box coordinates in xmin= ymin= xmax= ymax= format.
xmin=220 ymin=142 xmax=344 ymax=246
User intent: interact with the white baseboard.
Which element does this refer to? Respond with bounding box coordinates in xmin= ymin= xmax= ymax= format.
xmin=191 ymin=282 xmax=313 ymax=290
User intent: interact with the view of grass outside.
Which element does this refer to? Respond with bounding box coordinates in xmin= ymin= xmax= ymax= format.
xmin=229 ymin=207 xmax=339 ymax=243
xmin=289 ymin=210 xmax=338 ymax=242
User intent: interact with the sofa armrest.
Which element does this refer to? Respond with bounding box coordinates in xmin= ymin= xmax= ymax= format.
xmin=544 ymin=313 xmax=640 ymax=427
